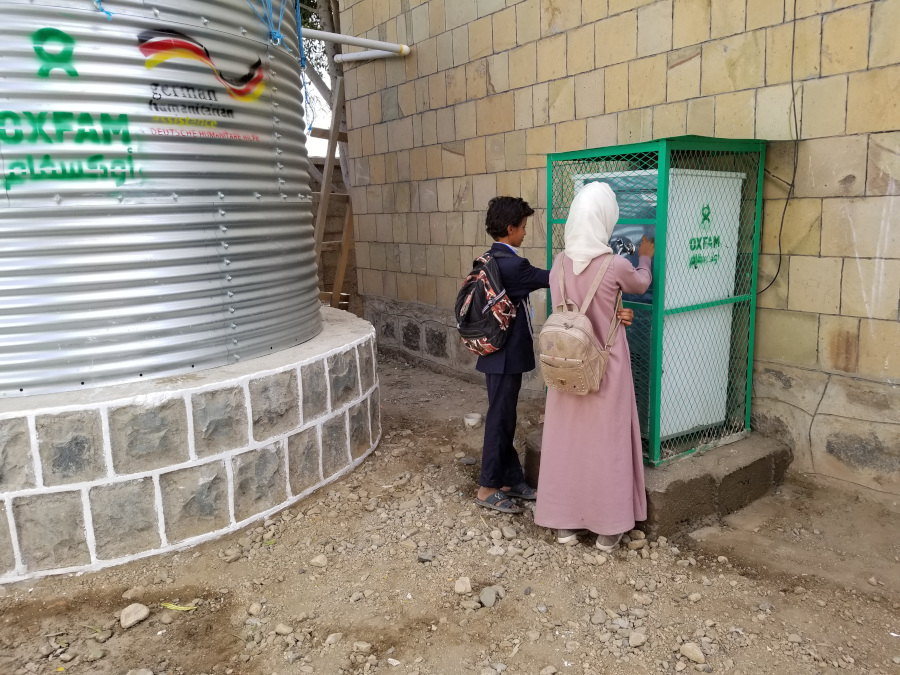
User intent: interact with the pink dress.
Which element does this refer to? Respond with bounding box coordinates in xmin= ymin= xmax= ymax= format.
xmin=534 ymin=253 xmax=652 ymax=536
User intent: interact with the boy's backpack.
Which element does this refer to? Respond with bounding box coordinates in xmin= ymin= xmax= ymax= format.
xmin=538 ymin=254 xmax=622 ymax=395
xmin=455 ymin=249 xmax=517 ymax=356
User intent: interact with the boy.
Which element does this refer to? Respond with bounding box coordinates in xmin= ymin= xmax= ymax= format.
xmin=475 ymin=197 xmax=550 ymax=514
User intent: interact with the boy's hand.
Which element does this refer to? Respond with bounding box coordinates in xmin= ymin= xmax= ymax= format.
xmin=638 ymin=235 xmax=655 ymax=258
xmin=617 ymin=308 xmax=634 ymax=326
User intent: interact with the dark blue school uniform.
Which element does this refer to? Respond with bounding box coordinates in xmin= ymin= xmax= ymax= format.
xmin=476 ymin=243 xmax=550 ymax=489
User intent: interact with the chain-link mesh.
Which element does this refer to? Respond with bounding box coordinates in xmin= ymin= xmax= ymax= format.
xmin=548 ymin=140 xmax=763 ymax=465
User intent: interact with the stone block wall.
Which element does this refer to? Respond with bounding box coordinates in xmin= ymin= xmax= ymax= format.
xmin=336 ymin=0 xmax=900 ymax=495
xmin=0 ymin=308 xmax=380 ymax=583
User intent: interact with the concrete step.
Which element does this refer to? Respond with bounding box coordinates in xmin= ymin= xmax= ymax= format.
xmin=524 ymin=430 xmax=791 ymax=537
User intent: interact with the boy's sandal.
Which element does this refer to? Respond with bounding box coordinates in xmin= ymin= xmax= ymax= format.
xmin=505 ymin=483 xmax=537 ymax=500
xmin=476 ymin=491 xmax=524 ymax=514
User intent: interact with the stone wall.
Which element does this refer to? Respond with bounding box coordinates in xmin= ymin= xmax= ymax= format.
xmin=335 ymin=0 xmax=900 ymax=496
xmin=0 ymin=308 xmax=380 ymax=583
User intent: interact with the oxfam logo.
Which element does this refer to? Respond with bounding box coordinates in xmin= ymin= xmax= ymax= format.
xmin=33 ymin=28 xmax=79 ymax=78
xmin=700 ymin=204 xmax=711 ymax=231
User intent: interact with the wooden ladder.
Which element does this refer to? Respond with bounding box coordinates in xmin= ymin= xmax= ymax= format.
xmin=312 ymin=76 xmax=353 ymax=311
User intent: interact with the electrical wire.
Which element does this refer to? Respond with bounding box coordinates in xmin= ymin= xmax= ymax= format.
xmin=758 ymin=0 xmax=801 ymax=295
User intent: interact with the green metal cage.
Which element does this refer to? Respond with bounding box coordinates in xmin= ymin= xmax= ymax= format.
xmin=546 ymin=136 xmax=766 ymax=466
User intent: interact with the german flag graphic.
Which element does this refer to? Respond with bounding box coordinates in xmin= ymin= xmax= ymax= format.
xmin=138 ymin=29 xmax=265 ymax=102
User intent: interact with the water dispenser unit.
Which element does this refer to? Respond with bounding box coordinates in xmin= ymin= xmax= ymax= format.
xmin=547 ymin=136 xmax=766 ymax=466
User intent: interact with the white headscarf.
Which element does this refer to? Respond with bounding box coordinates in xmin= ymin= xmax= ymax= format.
xmin=564 ymin=182 xmax=620 ymax=275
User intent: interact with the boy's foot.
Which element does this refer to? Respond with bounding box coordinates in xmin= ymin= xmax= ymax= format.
xmin=557 ymin=529 xmax=588 ymax=544
xmin=476 ymin=491 xmax=524 ymax=514
xmin=505 ymin=482 xmax=537 ymax=500
xmin=595 ymin=533 xmax=623 ymax=552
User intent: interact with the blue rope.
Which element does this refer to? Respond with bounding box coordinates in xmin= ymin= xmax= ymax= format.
xmin=93 ymin=0 xmax=113 ymax=20
xmin=245 ymin=0 xmax=291 ymax=49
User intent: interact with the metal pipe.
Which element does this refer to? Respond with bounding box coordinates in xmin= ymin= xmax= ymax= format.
xmin=333 ymin=49 xmax=399 ymax=63
xmin=300 ymin=27 xmax=410 ymax=55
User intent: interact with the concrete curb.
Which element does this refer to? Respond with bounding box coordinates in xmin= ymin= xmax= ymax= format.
xmin=524 ymin=430 xmax=791 ymax=537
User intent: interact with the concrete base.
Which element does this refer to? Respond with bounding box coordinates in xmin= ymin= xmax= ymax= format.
xmin=0 ymin=308 xmax=380 ymax=584
xmin=524 ymin=430 xmax=791 ymax=537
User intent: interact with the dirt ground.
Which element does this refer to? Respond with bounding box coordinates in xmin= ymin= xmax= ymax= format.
xmin=1 ymin=354 xmax=898 ymax=675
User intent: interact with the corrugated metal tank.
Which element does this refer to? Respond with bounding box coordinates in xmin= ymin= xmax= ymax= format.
xmin=0 ymin=0 xmax=322 ymax=397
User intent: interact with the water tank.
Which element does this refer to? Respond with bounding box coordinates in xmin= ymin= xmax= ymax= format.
xmin=0 ymin=0 xmax=322 ymax=397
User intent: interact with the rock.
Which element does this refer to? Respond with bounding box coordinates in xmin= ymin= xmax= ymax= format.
xmin=275 ymin=623 xmax=293 ymax=635
xmin=59 ymin=652 xmax=76 ymax=663
xmin=591 ymin=610 xmax=605 ymax=625
xmin=788 ymin=633 xmax=802 ymax=644
xmin=627 ymin=539 xmax=646 ymax=550
xmin=675 ymin=662 xmax=687 ymax=672
xmin=417 ymin=551 xmax=434 ymax=563
xmin=717 ymin=556 xmax=728 ymax=563
xmin=353 ymin=641 xmax=372 ymax=654
xmin=680 ymin=642 xmax=705 ymax=664
xmin=325 ymin=632 xmax=343 ymax=645
xmin=540 ymin=667 xmax=558 ymax=675
xmin=634 ymin=594 xmax=653 ymax=606
xmin=527 ymin=631 xmax=540 ymax=642
xmin=480 ymin=587 xmax=498 ymax=608
xmin=120 ymin=603 xmax=150 ymax=629
xmin=487 ymin=545 xmax=505 ymax=556
xmin=868 ymin=576 xmax=878 ymax=586
xmin=454 ymin=577 xmax=472 ymax=594
xmin=629 ymin=632 xmax=648 ymax=648
xmin=689 ymin=593 xmax=702 ymax=603
xmin=248 ymin=602 xmax=262 ymax=616
xmin=94 ymin=630 xmax=113 ymax=643
xmin=158 ymin=612 xmax=174 ymax=625
xmin=85 ymin=648 xmax=105 ymax=662
xmin=122 ymin=586 xmax=145 ymax=600
xmin=387 ymin=658 xmax=401 ymax=666
xmin=310 ymin=554 xmax=328 ymax=568
xmin=629 ymin=529 xmax=646 ymax=540
xmin=501 ymin=526 xmax=516 ymax=540
xmin=223 ymin=548 xmax=242 ymax=563
xmin=126 ymin=670 xmax=154 ymax=675
xmin=461 ymin=600 xmax=481 ymax=610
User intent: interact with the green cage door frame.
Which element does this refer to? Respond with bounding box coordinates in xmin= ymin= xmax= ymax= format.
xmin=546 ymin=136 xmax=766 ymax=466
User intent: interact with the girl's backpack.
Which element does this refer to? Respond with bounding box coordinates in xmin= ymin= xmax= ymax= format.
xmin=538 ymin=254 xmax=622 ymax=395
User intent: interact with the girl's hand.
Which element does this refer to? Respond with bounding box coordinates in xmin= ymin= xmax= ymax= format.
xmin=617 ymin=308 xmax=634 ymax=326
xmin=638 ymin=235 xmax=655 ymax=258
